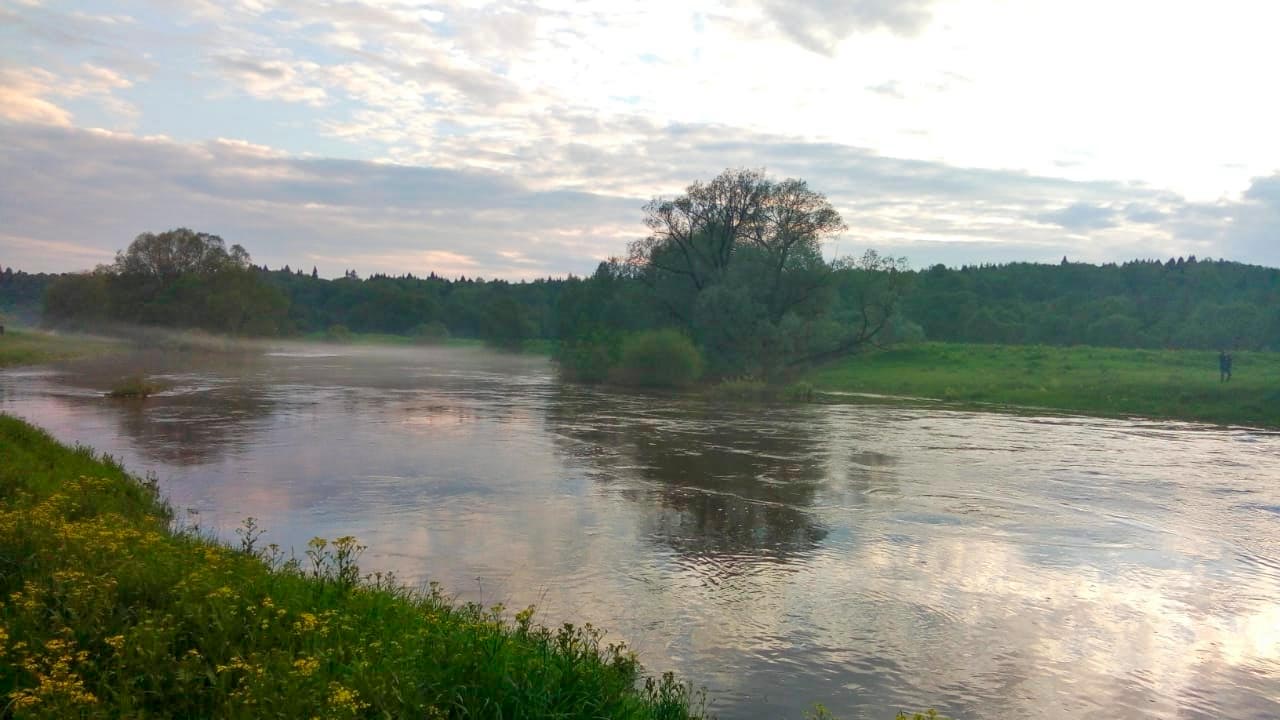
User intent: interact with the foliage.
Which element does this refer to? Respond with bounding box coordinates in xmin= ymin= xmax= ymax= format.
xmin=106 ymin=375 xmax=165 ymax=399
xmin=783 ymin=381 xmax=817 ymax=402
xmin=704 ymin=376 xmax=770 ymax=401
xmin=40 ymin=230 xmax=289 ymax=337
xmin=557 ymin=333 xmax=623 ymax=383
xmin=808 ymin=342 xmax=1280 ymax=427
xmin=703 ymin=378 xmax=817 ymax=403
xmin=15 ymin=225 xmax=1280 ymax=361
xmin=628 ymin=169 xmax=908 ymax=377
xmin=324 ymin=324 xmax=353 ymax=344
xmin=112 ymin=229 xmax=251 ymax=277
xmin=611 ymin=329 xmax=704 ymax=388
xmin=0 ymin=414 xmax=708 ymax=720
xmin=902 ymin=257 xmax=1280 ymax=350
xmin=411 ymin=321 xmax=450 ymax=344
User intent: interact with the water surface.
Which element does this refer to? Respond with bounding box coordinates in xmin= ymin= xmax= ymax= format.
xmin=2 ymin=345 xmax=1278 ymax=719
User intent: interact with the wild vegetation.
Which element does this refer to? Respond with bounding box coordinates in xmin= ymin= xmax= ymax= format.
xmin=808 ymin=342 xmax=1280 ymax=427
xmin=9 ymin=221 xmax=1279 ymax=358
xmin=5 ymin=169 xmax=1279 ymax=412
xmin=105 ymin=375 xmax=166 ymax=399
xmin=0 ymin=414 xmax=707 ymax=719
xmin=0 ymin=329 xmax=121 ymax=369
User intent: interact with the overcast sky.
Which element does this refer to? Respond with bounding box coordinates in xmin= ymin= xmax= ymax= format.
xmin=2 ymin=0 xmax=1278 ymax=278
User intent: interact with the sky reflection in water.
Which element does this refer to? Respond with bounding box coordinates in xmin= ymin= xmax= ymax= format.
xmin=2 ymin=346 xmax=1278 ymax=720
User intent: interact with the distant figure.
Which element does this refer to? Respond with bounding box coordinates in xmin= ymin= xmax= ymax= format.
xmin=1219 ymin=351 xmax=1233 ymax=382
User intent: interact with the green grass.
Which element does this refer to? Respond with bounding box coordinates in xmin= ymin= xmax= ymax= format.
xmin=0 ymin=414 xmax=705 ymax=719
xmin=808 ymin=342 xmax=1280 ymax=427
xmin=0 ymin=329 xmax=122 ymax=369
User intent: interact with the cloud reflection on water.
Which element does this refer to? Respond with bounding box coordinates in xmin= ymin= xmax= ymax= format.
xmin=1 ymin=347 xmax=1278 ymax=719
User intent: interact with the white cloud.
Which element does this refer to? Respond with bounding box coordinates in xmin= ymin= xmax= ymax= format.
xmin=0 ymin=63 xmax=137 ymax=127
xmin=1 ymin=0 xmax=1278 ymax=274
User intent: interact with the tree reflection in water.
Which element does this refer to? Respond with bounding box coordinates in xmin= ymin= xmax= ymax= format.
xmin=546 ymin=387 xmax=830 ymax=564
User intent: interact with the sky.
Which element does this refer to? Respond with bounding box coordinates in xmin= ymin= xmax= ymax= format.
xmin=1 ymin=0 xmax=1279 ymax=279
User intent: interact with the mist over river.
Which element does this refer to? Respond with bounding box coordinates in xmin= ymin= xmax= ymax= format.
xmin=2 ymin=345 xmax=1278 ymax=720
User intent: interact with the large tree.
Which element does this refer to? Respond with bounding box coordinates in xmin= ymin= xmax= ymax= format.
xmin=629 ymin=169 xmax=906 ymax=377
xmin=114 ymin=228 xmax=250 ymax=277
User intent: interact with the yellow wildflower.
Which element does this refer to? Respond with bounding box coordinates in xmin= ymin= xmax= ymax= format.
xmin=327 ymin=683 xmax=369 ymax=713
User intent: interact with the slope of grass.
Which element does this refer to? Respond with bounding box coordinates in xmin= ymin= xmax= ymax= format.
xmin=808 ymin=342 xmax=1280 ymax=427
xmin=0 ymin=414 xmax=704 ymax=719
xmin=0 ymin=329 xmax=122 ymax=369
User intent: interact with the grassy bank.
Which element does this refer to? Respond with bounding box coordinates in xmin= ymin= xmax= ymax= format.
xmin=0 ymin=329 xmax=122 ymax=369
xmin=808 ymin=342 xmax=1280 ymax=427
xmin=0 ymin=414 xmax=704 ymax=719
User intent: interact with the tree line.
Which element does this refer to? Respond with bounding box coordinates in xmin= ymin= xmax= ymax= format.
xmin=3 ymin=169 xmax=1279 ymax=380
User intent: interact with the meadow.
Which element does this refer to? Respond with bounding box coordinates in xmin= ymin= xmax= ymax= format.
xmin=0 ymin=329 xmax=122 ymax=369
xmin=808 ymin=342 xmax=1280 ymax=427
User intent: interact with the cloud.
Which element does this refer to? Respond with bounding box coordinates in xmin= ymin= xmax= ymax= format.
xmin=0 ymin=124 xmax=636 ymax=278
xmin=212 ymin=54 xmax=327 ymax=105
xmin=0 ymin=63 xmax=136 ymax=127
xmin=4 ymin=121 xmax=1274 ymax=280
xmin=753 ymin=0 xmax=937 ymax=54
xmin=0 ymin=68 xmax=72 ymax=125
xmin=1217 ymin=172 xmax=1280 ymax=262
xmin=1037 ymin=203 xmax=1119 ymax=232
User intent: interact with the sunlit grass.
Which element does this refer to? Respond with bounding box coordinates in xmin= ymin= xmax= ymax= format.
xmin=0 ymin=414 xmax=705 ymax=719
xmin=809 ymin=342 xmax=1280 ymax=427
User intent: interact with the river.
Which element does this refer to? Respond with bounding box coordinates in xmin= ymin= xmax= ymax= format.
xmin=2 ymin=344 xmax=1278 ymax=719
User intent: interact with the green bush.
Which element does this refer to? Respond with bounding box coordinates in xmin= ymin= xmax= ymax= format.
xmin=106 ymin=375 xmax=166 ymax=399
xmin=783 ymin=381 xmax=816 ymax=402
xmin=705 ymin=376 xmax=770 ymax=401
xmin=557 ymin=337 xmax=620 ymax=383
xmin=611 ymin=329 xmax=704 ymax=388
xmin=411 ymin=321 xmax=450 ymax=344
xmin=324 ymin=324 xmax=353 ymax=343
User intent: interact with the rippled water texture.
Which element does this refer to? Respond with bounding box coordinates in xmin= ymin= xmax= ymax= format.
xmin=3 ymin=345 xmax=1279 ymax=719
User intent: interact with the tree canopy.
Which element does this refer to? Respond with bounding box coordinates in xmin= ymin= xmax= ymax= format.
xmin=622 ymin=169 xmax=906 ymax=378
xmin=113 ymin=229 xmax=251 ymax=277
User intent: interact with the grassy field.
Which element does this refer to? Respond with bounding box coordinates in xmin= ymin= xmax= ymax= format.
xmin=808 ymin=342 xmax=1280 ymax=427
xmin=0 ymin=414 xmax=707 ymax=719
xmin=0 ymin=329 xmax=123 ymax=369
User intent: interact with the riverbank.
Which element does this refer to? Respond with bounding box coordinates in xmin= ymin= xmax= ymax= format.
xmin=808 ymin=342 xmax=1280 ymax=428
xmin=0 ymin=414 xmax=705 ymax=718
xmin=0 ymin=329 xmax=123 ymax=368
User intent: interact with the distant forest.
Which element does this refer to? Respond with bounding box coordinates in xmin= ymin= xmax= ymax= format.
xmin=5 ymin=251 xmax=1278 ymax=352
xmin=4 ymin=170 xmax=1279 ymax=374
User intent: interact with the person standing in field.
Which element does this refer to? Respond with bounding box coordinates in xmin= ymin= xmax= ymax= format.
xmin=1219 ymin=351 xmax=1233 ymax=382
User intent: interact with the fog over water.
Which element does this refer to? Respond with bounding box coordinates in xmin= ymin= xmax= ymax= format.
xmin=2 ymin=345 xmax=1278 ymax=720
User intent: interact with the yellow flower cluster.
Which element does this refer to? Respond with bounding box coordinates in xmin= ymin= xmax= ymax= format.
xmin=327 ymin=682 xmax=369 ymax=714
xmin=6 ymin=637 xmax=98 ymax=710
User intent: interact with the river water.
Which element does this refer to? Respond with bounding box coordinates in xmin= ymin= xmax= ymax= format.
xmin=2 ymin=345 xmax=1278 ymax=719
